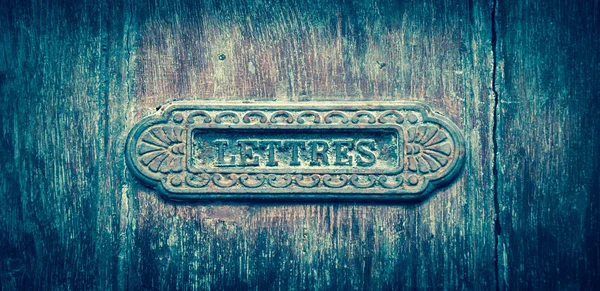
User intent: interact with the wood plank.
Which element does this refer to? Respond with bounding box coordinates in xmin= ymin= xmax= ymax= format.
xmin=0 ymin=0 xmax=497 ymax=289
xmin=495 ymin=0 xmax=600 ymax=289
xmin=126 ymin=0 xmax=497 ymax=289
xmin=0 ymin=0 xmax=127 ymax=289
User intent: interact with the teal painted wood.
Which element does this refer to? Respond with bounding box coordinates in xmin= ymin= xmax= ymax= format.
xmin=0 ymin=0 xmax=549 ymax=289
xmin=495 ymin=0 xmax=600 ymax=289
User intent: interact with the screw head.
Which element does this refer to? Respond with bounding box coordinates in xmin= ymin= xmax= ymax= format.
xmin=218 ymin=53 xmax=226 ymax=61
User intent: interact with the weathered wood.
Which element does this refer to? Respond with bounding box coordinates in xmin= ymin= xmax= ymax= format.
xmin=1 ymin=0 xmax=497 ymax=289
xmin=0 ymin=0 xmax=126 ymax=289
xmin=495 ymin=0 xmax=600 ymax=289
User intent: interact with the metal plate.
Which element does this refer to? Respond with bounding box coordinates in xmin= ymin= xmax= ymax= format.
xmin=125 ymin=102 xmax=465 ymax=201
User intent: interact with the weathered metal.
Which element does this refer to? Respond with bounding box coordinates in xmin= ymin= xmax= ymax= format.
xmin=126 ymin=101 xmax=465 ymax=201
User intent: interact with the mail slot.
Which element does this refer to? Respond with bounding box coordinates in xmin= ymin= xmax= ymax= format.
xmin=190 ymin=127 xmax=400 ymax=170
xmin=126 ymin=102 xmax=465 ymax=201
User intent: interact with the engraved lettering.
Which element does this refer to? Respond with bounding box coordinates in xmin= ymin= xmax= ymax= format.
xmin=284 ymin=141 xmax=306 ymax=166
xmin=237 ymin=140 xmax=260 ymax=166
xmin=214 ymin=140 xmax=236 ymax=166
xmin=333 ymin=139 xmax=353 ymax=166
xmin=308 ymin=140 xmax=329 ymax=166
xmin=209 ymin=138 xmax=384 ymax=167
xmin=356 ymin=139 xmax=377 ymax=167
xmin=261 ymin=140 xmax=283 ymax=167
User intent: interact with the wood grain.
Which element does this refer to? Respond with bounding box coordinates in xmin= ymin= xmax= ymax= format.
xmin=495 ymin=0 xmax=600 ymax=289
xmin=0 ymin=0 xmax=504 ymax=289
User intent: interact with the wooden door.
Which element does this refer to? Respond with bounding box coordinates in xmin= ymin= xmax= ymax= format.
xmin=1 ymin=0 xmax=598 ymax=289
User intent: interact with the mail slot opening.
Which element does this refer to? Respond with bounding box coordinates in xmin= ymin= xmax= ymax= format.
xmin=190 ymin=128 xmax=401 ymax=173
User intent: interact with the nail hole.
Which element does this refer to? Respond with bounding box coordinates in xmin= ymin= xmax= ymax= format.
xmin=218 ymin=53 xmax=226 ymax=61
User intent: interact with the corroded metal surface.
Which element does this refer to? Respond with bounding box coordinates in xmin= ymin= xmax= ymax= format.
xmin=125 ymin=102 xmax=465 ymax=201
